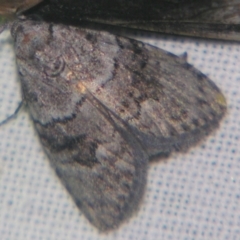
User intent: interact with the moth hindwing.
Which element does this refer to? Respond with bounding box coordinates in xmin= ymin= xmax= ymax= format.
xmin=10 ymin=19 xmax=226 ymax=231
xmin=25 ymin=0 xmax=240 ymax=42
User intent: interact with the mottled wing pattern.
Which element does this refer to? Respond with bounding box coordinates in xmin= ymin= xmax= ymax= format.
xmin=11 ymin=19 xmax=148 ymax=231
xmin=34 ymin=95 xmax=149 ymax=231
xmin=11 ymin=19 xmax=226 ymax=230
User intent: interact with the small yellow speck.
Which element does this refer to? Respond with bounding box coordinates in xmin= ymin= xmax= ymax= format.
xmin=76 ymin=82 xmax=86 ymax=93
xmin=215 ymin=93 xmax=227 ymax=107
xmin=66 ymin=71 xmax=73 ymax=81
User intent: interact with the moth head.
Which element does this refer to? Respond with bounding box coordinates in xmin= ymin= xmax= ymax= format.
xmin=11 ymin=19 xmax=50 ymax=56
xmin=11 ymin=19 xmax=67 ymax=79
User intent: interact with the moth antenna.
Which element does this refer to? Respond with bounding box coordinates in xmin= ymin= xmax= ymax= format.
xmin=0 ymin=101 xmax=24 ymax=127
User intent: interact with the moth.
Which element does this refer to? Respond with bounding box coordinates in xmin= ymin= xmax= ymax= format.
xmin=1 ymin=0 xmax=228 ymax=232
